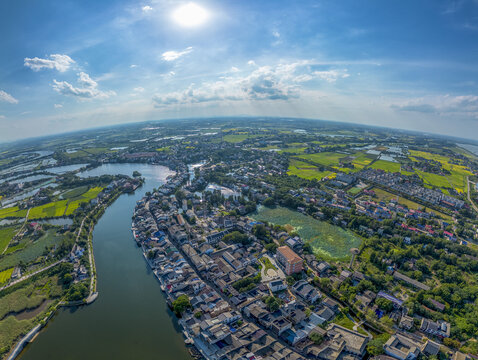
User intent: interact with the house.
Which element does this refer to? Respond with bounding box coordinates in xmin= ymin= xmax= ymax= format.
xmin=420 ymin=319 xmax=450 ymax=338
xmin=315 ymin=324 xmax=369 ymax=359
xmin=276 ymin=246 xmax=303 ymax=275
xmin=269 ymin=279 xmax=287 ymax=293
xmin=384 ymin=334 xmax=421 ymax=360
xmin=293 ymin=280 xmax=321 ymax=303
xmin=322 ymin=297 xmax=340 ymax=313
xmin=421 ymin=340 xmax=441 ymax=357
xmin=399 ymin=315 xmax=414 ymax=331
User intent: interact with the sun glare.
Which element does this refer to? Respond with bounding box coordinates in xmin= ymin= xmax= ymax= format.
xmin=172 ymin=3 xmax=210 ymax=27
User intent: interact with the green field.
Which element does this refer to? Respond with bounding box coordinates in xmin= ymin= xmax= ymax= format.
xmin=298 ymin=152 xmax=347 ymax=167
xmin=252 ymin=206 xmax=361 ymax=259
xmin=0 ymin=207 xmax=27 ymax=219
xmin=287 ymin=159 xmax=334 ymax=180
xmin=369 ymin=160 xmax=401 ymax=172
xmin=222 ymin=134 xmax=261 ymax=143
xmin=0 ymin=268 xmax=13 ymax=284
xmin=0 ymin=274 xmax=63 ymax=353
xmin=64 ymin=186 xmax=103 ymax=215
xmin=61 ymin=186 xmax=89 ymax=199
xmin=0 ymin=226 xmax=18 ymax=252
xmin=29 ymin=200 xmax=68 ymax=219
xmin=0 ymin=229 xmax=62 ymax=271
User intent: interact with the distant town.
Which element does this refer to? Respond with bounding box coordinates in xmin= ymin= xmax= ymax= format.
xmin=0 ymin=118 xmax=477 ymax=360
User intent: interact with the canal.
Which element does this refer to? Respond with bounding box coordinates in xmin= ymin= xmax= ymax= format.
xmin=19 ymin=164 xmax=192 ymax=360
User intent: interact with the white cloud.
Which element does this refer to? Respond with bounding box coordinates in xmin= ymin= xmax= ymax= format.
xmin=161 ymin=47 xmax=193 ymax=61
xmin=130 ymin=64 xmax=138 ymax=68
xmin=24 ymin=54 xmax=75 ymax=72
xmin=54 ymin=104 xmax=63 ymax=108
xmin=313 ymin=69 xmax=350 ymax=83
xmin=0 ymin=115 xmax=5 ymax=119
xmin=391 ymin=95 xmax=478 ymax=119
xmin=52 ymin=72 xmax=114 ymax=100
xmin=133 ymin=87 xmax=145 ymax=92
xmin=230 ymin=67 xmax=240 ymax=73
xmin=152 ymin=61 xmax=352 ymax=108
xmin=77 ymin=72 xmax=98 ymax=88
xmin=142 ymin=5 xmax=153 ymax=13
xmin=272 ymin=31 xmax=280 ymax=38
xmin=0 ymin=90 xmax=18 ymax=104
xmin=247 ymin=60 xmax=256 ymax=66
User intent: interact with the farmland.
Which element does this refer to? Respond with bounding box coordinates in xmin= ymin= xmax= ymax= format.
xmin=0 ymin=268 xmax=13 ymax=284
xmin=369 ymin=160 xmax=401 ymax=173
xmin=0 ymin=226 xmax=19 ymax=252
xmin=287 ymin=159 xmax=334 ymax=180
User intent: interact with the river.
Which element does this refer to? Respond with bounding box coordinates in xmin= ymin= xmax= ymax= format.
xmin=19 ymin=164 xmax=192 ymax=360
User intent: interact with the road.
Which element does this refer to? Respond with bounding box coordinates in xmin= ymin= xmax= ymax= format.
xmin=0 ymin=259 xmax=65 ymax=292
xmin=467 ymin=177 xmax=478 ymax=212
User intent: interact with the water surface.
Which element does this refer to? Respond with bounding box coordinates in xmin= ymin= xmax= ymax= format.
xmin=20 ymin=164 xmax=191 ymax=360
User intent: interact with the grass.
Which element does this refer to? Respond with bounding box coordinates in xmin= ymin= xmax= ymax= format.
xmin=352 ymin=153 xmax=376 ymax=170
xmin=415 ymin=170 xmax=451 ymax=189
xmin=334 ymin=313 xmax=355 ymax=329
xmin=369 ymin=160 xmax=401 ymax=172
xmin=0 ymin=274 xmax=63 ymax=353
xmin=252 ymin=206 xmax=361 ymax=259
xmin=260 ymin=257 xmax=277 ymax=272
xmin=0 ymin=268 xmax=14 ymax=284
xmin=348 ymin=187 xmax=362 ymax=195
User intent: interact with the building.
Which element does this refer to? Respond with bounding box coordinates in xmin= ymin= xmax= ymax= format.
xmin=276 ymin=246 xmax=303 ymax=275
xmin=384 ymin=334 xmax=421 ymax=360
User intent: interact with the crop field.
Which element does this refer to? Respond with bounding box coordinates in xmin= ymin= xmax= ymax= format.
xmin=409 ymin=149 xmax=472 ymax=192
xmin=29 ymin=200 xmax=68 ymax=219
xmin=61 ymin=186 xmax=89 ymax=199
xmin=298 ymin=152 xmax=348 ymax=167
xmin=64 ymin=186 xmax=103 ymax=216
xmin=0 ymin=226 xmax=18 ymax=251
xmin=287 ymin=159 xmax=334 ymax=180
xmin=369 ymin=160 xmax=401 ymax=172
xmin=0 ymin=230 xmax=62 ymax=271
xmin=0 ymin=267 xmax=13 ymax=284
xmin=415 ymin=170 xmax=451 ymax=189
xmin=222 ymin=134 xmax=261 ymax=143
xmin=0 ymin=206 xmax=27 ymax=219
xmin=351 ymin=153 xmax=376 ymax=170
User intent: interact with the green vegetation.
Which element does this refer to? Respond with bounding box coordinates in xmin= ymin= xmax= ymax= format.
xmin=0 ymin=229 xmax=63 ymax=271
xmin=369 ymin=160 xmax=401 ymax=172
xmin=172 ymin=295 xmax=192 ymax=316
xmin=260 ymin=257 xmax=277 ymax=272
xmin=0 ymin=268 xmax=14 ymax=284
xmin=287 ymin=159 xmax=334 ymax=180
xmin=29 ymin=200 xmax=68 ymax=219
xmin=0 ymin=226 xmax=18 ymax=251
xmin=252 ymin=206 xmax=361 ymax=259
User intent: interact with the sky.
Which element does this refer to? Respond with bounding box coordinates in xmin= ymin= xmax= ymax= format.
xmin=1 ymin=0 xmax=478 ymax=142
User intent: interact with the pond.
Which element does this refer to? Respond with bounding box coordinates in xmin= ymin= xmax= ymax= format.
xmin=251 ymin=206 xmax=362 ymax=259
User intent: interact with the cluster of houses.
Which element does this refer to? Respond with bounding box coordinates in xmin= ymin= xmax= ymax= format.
xmin=359 ymin=169 xmax=465 ymax=210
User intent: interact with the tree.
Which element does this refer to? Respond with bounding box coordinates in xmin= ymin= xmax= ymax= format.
xmin=263 ymin=197 xmax=275 ymax=207
xmin=309 ymin=332 xmax=324 ymax=345
xmin=172 ymin=295 xmax=191 ymax=316
xmin=223 ymin=231 xmax=251 ymax=245
xmin=264 ymin=296 xmax=283 ymax=312
xmin=367 ymin=338 xmax=386 ymax=356
xmin=375 ymin=297 xmax=394 ymax=312
xmin=132 ymin=171 xmax=142 ymax=177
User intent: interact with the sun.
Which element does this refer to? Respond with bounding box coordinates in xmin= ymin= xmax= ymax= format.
xmin=172 ymin=3 xmax=210 ymax=27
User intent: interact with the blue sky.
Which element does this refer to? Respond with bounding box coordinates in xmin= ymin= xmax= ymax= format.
xmin=1 ymin=0 xmax=478 ymax=141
